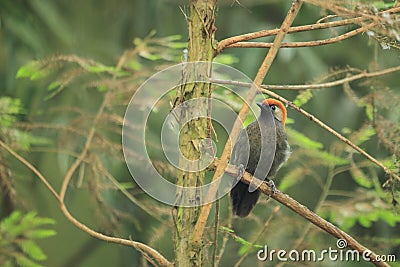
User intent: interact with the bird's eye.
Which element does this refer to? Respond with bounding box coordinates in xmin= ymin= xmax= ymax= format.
xmin=270 ymin=105 xmax=277 ymax=111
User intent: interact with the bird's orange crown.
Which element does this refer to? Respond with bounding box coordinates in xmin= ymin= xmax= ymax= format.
xmin=263 ymin=98 xmax=287 ymax=126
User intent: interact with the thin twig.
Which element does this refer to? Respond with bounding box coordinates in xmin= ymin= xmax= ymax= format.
xmin=210 ymin=65 xmax=400 ymax=90
xmin=215 ymin=212 xmax=233 ymax=266
xmin=261 ymin=65 xmax=400 ymax=90
xmin=0 ymin=140 xmax=60 ymax=201
xmin=191 ymin=0 xmax=304 ymax=244
xmin=211 ymin=198 xmax=220 ymax=267
xmin=225 ymin=22 xmax=377 ymax=49
xmin=59 ymin=96 xmax=107 ymax=201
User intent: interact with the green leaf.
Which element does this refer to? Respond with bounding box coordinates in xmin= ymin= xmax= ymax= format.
xmin=0 ymin=97 xmax=24 ymax=127
xmin=96 ymin=85 xmax=108 ymax=92
xmin=358 ymin=216 xmax=373 ymax=227
xmin=160 ymin=35 xmax=187 ymax=49
xmin=378 ymin=209 xmax=400 ymax=227
xmin=118 ymin=182 xmax=135 ymax=190
xmin=351 ymin=125 xmax=375 ymax=146
xmin=349 ymin=163 xmax=372 ymax=188
xmin=133 ymin=37 xmax=143 ymax=46
xmin=243 ymin=113 xmax=256 ymax=127
xmin=219 ymin=226 xmax=234 ymax=233
xmin=0 ymin=211 xmax=56 ymax=267
xmin=279 ymin=167 xmax=305 ymax=191
xmin=139 ymin=51 xmax=162 ymax=61
xmin=1 ymin=210 xmax=22 ymax=234
xmin=219 ymin=227 xmax=263 ymax=256
xmin=286 ymin=128 xmax=323 ymax=150
xmin=86 ymin=65 xmax=114 ymax=73
xmin=18 ymin=240 xmax=47 ymax=261
xmin=11 ymin=130 xmax=53 ymax=150
xmin=293 ymin=89 xmax=313 ymax=107
xmin=14 ymin=253 xmax=44 ymax=267
xmin=341 ymin=216 xmax=357 ymax=230
xmin=27 ymin=229 xmax=57 ymax=239
xmin=166 ymin=41 xmax=188 ymax=49
xmin=127 ymin=60 xmax=142 ymax=71
xmin=23 ymin=212 xmax=55 ymax=227
xmin=214 ymin=54 xmax=239 ymax=65
xmin=16 ymin=61 xmax=49 ymax=80
xmin=47 ymin=81 xmax=61 ymax=91
xmin=365 ymin=104 xmax=374 ymax=120
xmin=307 ymin=150 xmax=349 ymax=165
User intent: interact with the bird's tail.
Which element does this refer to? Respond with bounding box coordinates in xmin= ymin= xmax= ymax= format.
xmin=230 ymin=181 xmax=260 ymax=217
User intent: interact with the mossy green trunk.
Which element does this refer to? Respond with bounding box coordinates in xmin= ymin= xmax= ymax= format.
xmin=174 ymin=0 xmax=217 ymax=266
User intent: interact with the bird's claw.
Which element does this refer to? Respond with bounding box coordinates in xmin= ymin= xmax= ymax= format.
xmin=237 ymin=164 xmax=245 ymax=180
xmin=266 ymin=180 xmax=277 ymax=196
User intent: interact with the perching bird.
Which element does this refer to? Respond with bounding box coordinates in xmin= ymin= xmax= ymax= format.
xmin=230 ymin=98 xmax=290 ymax=217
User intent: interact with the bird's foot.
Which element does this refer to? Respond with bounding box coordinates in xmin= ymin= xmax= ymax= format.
xmin=266 ymin=180 xmax=277 ymax=196
xmin=237 ymin=164 xmax=245 ymax=180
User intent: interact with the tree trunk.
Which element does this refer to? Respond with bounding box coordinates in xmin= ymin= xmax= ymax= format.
xmin=174 ymin=0 xmax=217 ymax=266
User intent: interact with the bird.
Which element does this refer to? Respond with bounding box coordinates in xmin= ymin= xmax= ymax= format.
xmin=230 ymin=98 xmax=290 ymax=217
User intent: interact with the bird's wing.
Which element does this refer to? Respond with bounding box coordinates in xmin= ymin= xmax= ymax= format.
xmin=230 ymin=128 xmax=250 ymax=166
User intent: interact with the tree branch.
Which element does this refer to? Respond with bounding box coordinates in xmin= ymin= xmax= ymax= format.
xmin=210 ymin=65 xmax=400 ymax=90
xmin=224 ymin=22 xmax=376 ymax=49
xmin=217 ymin=6 xmax=400 ymax=53
xmin=219 ymin=161 xmax=391 ymax=267
xmin=217 ymin=16 xmax=366 ymax=53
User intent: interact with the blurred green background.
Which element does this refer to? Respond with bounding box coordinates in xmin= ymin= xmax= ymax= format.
xmin=1 ymin=0 xmax=399 ymax=266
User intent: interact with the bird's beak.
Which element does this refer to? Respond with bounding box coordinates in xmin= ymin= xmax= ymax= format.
xmin=256 ymin=102 xmax=263 ymax=109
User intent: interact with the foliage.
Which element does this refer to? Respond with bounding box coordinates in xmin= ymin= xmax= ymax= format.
xmin=0 ymin=97 xmax=51 ymax=150
xmin=1 ymin=0 xmax=400 ymax=266
xmin=0 ymin=211 xmax=56 ymax=267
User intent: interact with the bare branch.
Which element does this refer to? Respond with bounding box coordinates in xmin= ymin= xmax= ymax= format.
xmin=210 ymin=65 xmax=400 ymax=90
xmin=225 ymin=23 xmax=376 ymax=49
